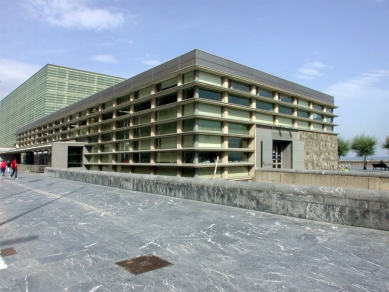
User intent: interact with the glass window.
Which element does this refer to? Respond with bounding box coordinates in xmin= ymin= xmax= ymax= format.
xmin=116 ymin=141 xmax=130 ymax=151
xmin=101 ymin=123 xmax=112 ymax=131
xmin=133 ymin=126 xmax=151 ymax=138
xmin=117 ymin=153 xmax=130 ymax=163
xmin=156 ymin=107 xmax=177 ymax=121
xmin=279 ymin=106 xmax=293 ymax=115
xmin=184 ymin=71 xmax=194 ymax=84
xmin=198 ymin=71 xmax=222 ymax=86
xmin=257 ymin=88 xmax=273 ymax=98
xmin=297 ymin=121 xmax=309 ymax=129
xmin=182 ymin=152 xmax=194 ymax=163
xmin=155 ymin=152 xmax=177 ymax=163
xmin=134 ymin=101 xmax=151 ymax=112
xmin=183 ymin=135 xmax=194 ymax=147
xmin=229 ymin=80 xmax=250 ymax=93
xmin=257 ymin=101 xmax=273 ymax=111
xmin=90 ymin=106 xmax=99 ymax=114
xmin=101 ymin=144 xmax=113 ymax=152
xmin=135 ymin=86 xmax=151 ymax=99
xmin=156 ymin=93 xmax=177 ymax=106
xmin=297 ymin=110 xmax=309 ymax=118
xmin=198 ymin=152 xmax=221 ymax=163
xmin=228 ymin=166 xmax=249 ymax=178
xmin=134 ymin=113 xmax=151 ymax=125
xmin=198 ymin=135 xmax=221 ymax=148
xmin=116 ymin=130 xmax=129 ymax=140
xmin=298 ymin=99 xmax=309 ymax=108
xmin=157 ymin=78 xmax=177 ymax=91
xmin=89 ymin=126 xmax=98 ymax=133
xmin=229 ymin=123 xmax=249 ymax=134
xmin=327 ymin=117 xmax=334 ymax=123
xmin=116 ymin=119 xmax=130 ymax=128
xmin=313 ymin=104 xmax=323 ymax=111
xmin=280 ymin=94 xmax=293 ymax=103
xmin=228 ymin=108 xmax=250 ymax=121
xmin=228 ymin=152 xmax=248 ymax=163
xmin=155 ymin=137 xmax=177 ymax=149
xmin=278 ymin=117 xmax=292 ymax=127
xmin=89 ymin=117 xmax=98 ymax=124
xmin=198 ymin=88 xmax=221 ymax=101
xmin=133 ymin=139 xmax=150 ymax=150
xmin=156 ymin=122 xmax=177 ymax=135
xmin=102 ymin=112 xmax=113 ymax=120
xmin=116 ymin=94 xmax=130 ymax=105
xmin=183 ymin=119 xmax=195 ymax=132
xmin=89 ymin=135 xmax=98 ymax=143
xmin=327 ymin=108 xmax=334 ymax=113
xmin=183 ymin=104 xmax=194 ymax=116
xmin=198 ymin=103 xmax=221 ymax=117
xmin=102 ymin=100 xmax=113 ymax=109
xmin=313 ymin=113 xmax=323 ymax=121
xmin=229 ymin=95 xmax=250 ymax=107
xmin=312 ymin=123 xmax=322 ymax=131
xmin=101 ymin=133 xmax=112 ymax=142
xmin=183 ymin=88 xmax=195 ymax=99
xmin=133 ymin=153 xmax=150 ymax=163
xmin=198 ymin=119 xmax=221 ymax=132
xmin=228 ymin=137 xmax=248 ymax=148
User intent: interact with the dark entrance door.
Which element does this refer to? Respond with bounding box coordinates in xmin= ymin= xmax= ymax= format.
xmin=272 ymin=141 xmax=292 ymax=169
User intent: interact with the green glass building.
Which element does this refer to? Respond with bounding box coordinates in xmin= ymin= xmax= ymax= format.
xmin=0 ymin=64 xmax=125 ymax=147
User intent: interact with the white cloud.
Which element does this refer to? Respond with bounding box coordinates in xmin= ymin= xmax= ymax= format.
xmin=90 ymin=54 xmax=117 ymax=64
xmin=325 ymin=70 xmax=389 ymax=157
xmin=143 ymin=59 xmax=161 ymax=66
xmin=326 ymin=70 xmax=389 ymax=102
xmin=24 ymin=0 xmax=131 ymax=31
xmin=295 ymin=61 xmax=329 ymax=80
xmin=0 ymin=59 xmax=41 ymax=100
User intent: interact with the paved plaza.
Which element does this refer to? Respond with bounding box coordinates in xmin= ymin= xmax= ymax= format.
xmin=0 ymin=172 xmax=388 ymax=291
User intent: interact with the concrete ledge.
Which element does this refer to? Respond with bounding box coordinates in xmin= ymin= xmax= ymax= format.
xmin=45 ymin=167 xmax=389 ymax=231
xmin=255 ymin=169 xmax=389 ymax=191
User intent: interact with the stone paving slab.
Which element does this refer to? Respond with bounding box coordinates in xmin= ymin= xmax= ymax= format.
xmin=0 ymin=172 xmax=388 ymax=291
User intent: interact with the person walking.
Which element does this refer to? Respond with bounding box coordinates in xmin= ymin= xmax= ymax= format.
xmin=7 ymin=161 xmax=10 ymax=173
xmin=10 ymin=159 xmax=18 ymax=179
xmin=0 ymin=160 xmax=6 ymax=176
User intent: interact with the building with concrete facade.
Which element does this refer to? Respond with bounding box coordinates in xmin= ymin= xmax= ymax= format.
xmin=0 ymin=64 xmax=125 ymax=148
xmin=2 ymin=50 xmax=338 ymax=180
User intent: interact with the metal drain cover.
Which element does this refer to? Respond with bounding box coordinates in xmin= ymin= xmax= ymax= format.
xmin=116 ymin=254 xmax=173 ymax=275
xmin=1 ymin=247 xmax=17 ymax=257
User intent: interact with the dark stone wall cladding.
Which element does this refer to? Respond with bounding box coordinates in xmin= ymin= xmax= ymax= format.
xmin=45 ymin=168 xmax=389 ymax=231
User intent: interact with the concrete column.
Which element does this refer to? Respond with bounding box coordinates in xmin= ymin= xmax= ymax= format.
xmin=250 ymin=85 xmax=257 ymax=95
xmin=177 ymin=89 xmax=183 ymax=102
xmin=273 ymin=91 xmax=279 ymax=101
xmin=222 ymin=92 xmax=228 ymax=103
xmin=177 ymin=119 xmax=182 ymax=134
xmin=177 ymin=74 xmax=183 ymax=86
xmin=177 ymin=105 xmax=183 ymax=118
xmin=222 ymin=77 xmax=229 ymax=88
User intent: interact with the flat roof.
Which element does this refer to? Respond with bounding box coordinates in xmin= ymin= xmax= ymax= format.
xmin=17 ymin=49 xmax=335 ymax=133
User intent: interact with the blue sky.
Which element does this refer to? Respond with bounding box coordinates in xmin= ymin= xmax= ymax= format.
xmin=1 ymin=0 xmax=388 ymax=156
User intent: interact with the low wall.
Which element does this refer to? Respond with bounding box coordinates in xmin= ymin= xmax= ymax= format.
xmin=255 ymin=169 xmax=389 ymax=191
xmin=340 ymin=159 xmax=389 ymax=167
xmin=45 ymin=168 xmax=389 ymax=231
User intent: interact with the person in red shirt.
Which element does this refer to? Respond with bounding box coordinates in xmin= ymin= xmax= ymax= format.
xmin=10 ymin=159 xmax=18 ymax=179
xmin=0 ymin=160 xmax=6 ymax=176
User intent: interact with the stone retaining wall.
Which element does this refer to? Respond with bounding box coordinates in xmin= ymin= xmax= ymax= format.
xmin=255 ymin=169 xmax=389 ymax=191
xmin=45 ymin=167 xmax=389 ymax=231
